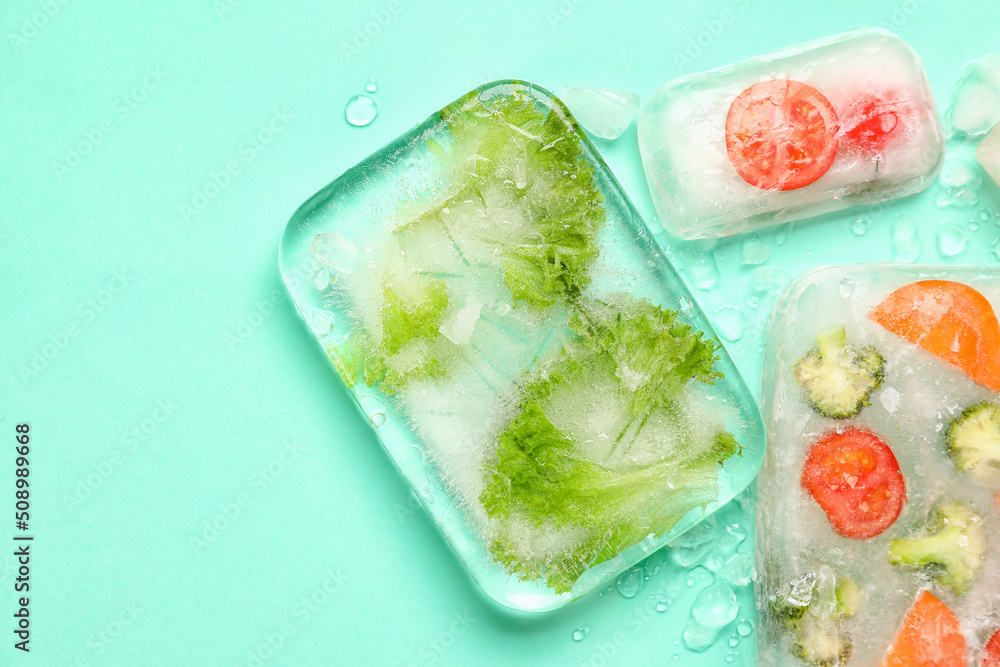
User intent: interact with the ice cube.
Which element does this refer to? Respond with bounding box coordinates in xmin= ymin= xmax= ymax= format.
xmin=756 ymin=264 xmax=1000 ymax=666
xmin=946 ymin=55 xmax=1000 ymax=137
xmin=976 ymin=121 xmax=1000 ymax=186
xmin=559 ymin=85 xmax=640 ymax=140
xmin=278 ymin=81 xmax=766 ymax=613
xmin=638 ymin=28 xmax=945 ymax=239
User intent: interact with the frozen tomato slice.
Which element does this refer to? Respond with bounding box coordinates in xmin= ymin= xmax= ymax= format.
xmin=882 ymin=590 xmax=966 ymax=667
xmin=984 ymin=629 xmax=1000 ymax=667
xmin=840 ymin=93 xmax=906 ymax=157
xmin=801 ymin=428 xmax=905 ymax=539
xmin=725 ymin=79 xmax=839 ymax=191
xmin=870 ymin=280 xmax=1000 ymax=392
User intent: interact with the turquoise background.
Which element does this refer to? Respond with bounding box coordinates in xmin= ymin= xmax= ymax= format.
xmin=2 ymin=1 xmax=999 ymax=665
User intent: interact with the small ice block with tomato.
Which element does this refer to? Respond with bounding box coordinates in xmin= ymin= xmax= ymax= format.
xmin=638 ymin=28 xmax=945 ymax=239
xmin=756 ymin=264 xmax=1000 ymax=666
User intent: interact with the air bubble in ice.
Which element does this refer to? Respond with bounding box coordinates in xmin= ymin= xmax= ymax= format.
xmin=439 ymin=297 xmax=482 ymax=345
xmin=741 ymin=234 xmax=770 ymax=265
xmin=616 ymin=566 xmax=644 ymax=599
xmin=369 ymin=412 xmax=386 ymax=428
xmin=938 ymin=221 xmax=969 ymax=257
xmin=839 ymin=279 xmax=856 ymax=298
xmin=559 ymin=85 xmax=640 ymax=140
xmin=345 ymin=94 xmax=378 ymax=127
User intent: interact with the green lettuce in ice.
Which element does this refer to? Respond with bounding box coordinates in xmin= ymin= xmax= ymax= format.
xmin=422 ymin=86 xmax=605 ymax=309
xmin=480 ymin=295 xmax=740 ymax=593
xmin=329 ymin=85 xmax=606 ymax=394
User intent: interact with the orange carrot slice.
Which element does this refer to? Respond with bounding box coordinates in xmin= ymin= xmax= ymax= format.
xmin=881 ymin=590 xmax=966 ymax=667
xmin=983 ymin=628 xmax=1000 ymax=667
xmin=870 ymin=280 xmax=1000 ymax=392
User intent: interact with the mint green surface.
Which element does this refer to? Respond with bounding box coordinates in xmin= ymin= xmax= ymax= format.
xmin=2 ymin=2 xmax=998 ymax=665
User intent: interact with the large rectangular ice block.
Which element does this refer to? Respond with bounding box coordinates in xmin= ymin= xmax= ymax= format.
xmin=639 ymin=28 xmax=945 ymax=239
xmin=757 ymin=264 xmax=1000 ymax=666
xmin=278 ymin=81 xmax=765 ymax=612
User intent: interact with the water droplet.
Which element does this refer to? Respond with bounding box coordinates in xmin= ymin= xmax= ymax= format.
xmin=692 ymin=582 xmax=739 ymax=627
xmin=713 ymin=307 xmax=745 ymax=342
xmin=736 ymin=620 xmax=754 ymax=637
xmin=728 ymin=636 xmax=739 ymax=647
xmin=365 ymin=76 xmax=378 ymax=93
xmin=938 ymin=221 xmax=969 ymax=257
xmin=773 ymin=222 xmax=795 ymax=246
xmin=683 ymin=621 xmax=719 ymax=653
xmin=725 ymin=653 xmax=736 ymax=663
xmin=572 ymin=626 xmax=589 ymax=642
xmin=369 ymin=412 xmax=386 ymax=428
xmin=345 ymin=94 xmax=378 ymax=127
xmin=891 ymin=213 xmax=921 ymax=263
xmin=849 ymin=217 xmax=870 ymax=236
xmin=616 ymin=566 xmax=644 ymax=599
xmin=839 ymin=279 xmax=856 ymax=298
xmin=656 ymin=600 xmax=670 ymax=613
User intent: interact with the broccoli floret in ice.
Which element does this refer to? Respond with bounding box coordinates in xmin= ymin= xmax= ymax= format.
xmin=794 ymin=326 xmax=885 ymax=419
xmin=888 ymin=500 xmax=985 ymax=595
xmin=946 ymin=401 xmax=1000 ymax=481
xmin=772 ymin=568 xmax=858 ymax=666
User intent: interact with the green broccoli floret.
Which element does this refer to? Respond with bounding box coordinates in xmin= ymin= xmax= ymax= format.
xmin=793 ymin=326 xmax=885 ymax=420
xmin=946 ymin=401 xmax=1000 ymax=481
xmin=772 ymin=569 xmax=858 ymax=667
xmin=480 ymin=295 xmax=740 ymax=593
xmin=888 ymin=500 xmax=985 ymax=595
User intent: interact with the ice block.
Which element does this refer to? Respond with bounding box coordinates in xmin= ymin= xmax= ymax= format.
xmin=757 ymin=264 xmax=1000 ymax=666
xmin=977 ymin=121 xmax=1000 ymax=186
xmin=279 ymin=81 xmax=765 ymax=612
xmin=946 ymin=55 xmax=1000 ymax=138
xmin=638 ymin=28 xmax=945 ymax=239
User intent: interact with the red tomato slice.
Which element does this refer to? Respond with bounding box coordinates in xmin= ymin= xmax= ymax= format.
xmin=725 ymin=79 xmax=839 ymax=191
xmin=801 ymin=428 xmax=906 ymax=539
xmin=840 ymin=93 xmax=905 ymax=157
xmin=869 ymin=280 xmax=1000 ymax=392
xmin=882 ymin=590 xmax=966 ymax=667
xmin=983 ymin=628 xmax=1000 ymax=667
